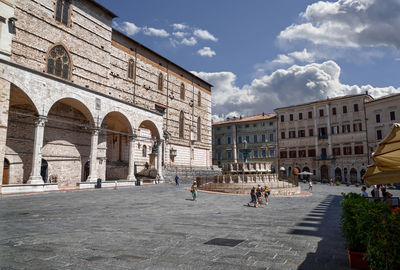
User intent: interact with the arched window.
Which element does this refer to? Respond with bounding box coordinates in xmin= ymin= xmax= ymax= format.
xmin=158 ymin=73 xmax=163 ymax=91
xmin=197 ymin=117 xmax=201 ymax=141
xmin=198 ymin=91 xmax=202 ymax=106
xmin=47 ymin=45 xmax=71 ymax=80
xmin=179 ymin=111 xmax=184 ymax=139
xmin=55 ymin=0 xmax=71 ymax=26
xmin=128 ymin=59 xmax=135 ymax=80
xmin=180 ymin=83 xmax=185 ymax=100
xmin=142 ymin=145 xmax=147 ymax=157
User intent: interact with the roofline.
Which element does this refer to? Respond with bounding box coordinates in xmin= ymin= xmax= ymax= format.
xmin=112 ymin=29 xmax=213 ymax=89
xmin=212 ymin=114 xmax=277 ymax=126
xmin=274 ymin=94 xmax=373 ymax=111
xmin=365 ymin=92 xmax=400 ymax=104
xmin=87 ymin=0 xmax=118 ymax=18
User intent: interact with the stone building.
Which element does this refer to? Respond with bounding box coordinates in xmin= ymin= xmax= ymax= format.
xmin=0 ymin=0 xmax=212 ymax=192
xmin=212 ymin=113 xmax=277 ymax=173
xmin=275 ymin=93 xmax=373 ymax=182
xmin=365 ymin=93 xmax=400 ymax=159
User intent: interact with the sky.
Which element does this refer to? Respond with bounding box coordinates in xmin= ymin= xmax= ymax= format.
xmin=97 ymin=0 xmax=400 ymax=121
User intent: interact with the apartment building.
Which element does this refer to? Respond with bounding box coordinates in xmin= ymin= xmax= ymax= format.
xmin=275 ymin=93 xmax=373 ymax=182
xmin=212 ymin=113 xmax=277 ymax=172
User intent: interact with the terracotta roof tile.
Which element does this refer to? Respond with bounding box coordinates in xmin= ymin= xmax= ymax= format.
xmin=213 ymin=113 xmax=276 ymax=126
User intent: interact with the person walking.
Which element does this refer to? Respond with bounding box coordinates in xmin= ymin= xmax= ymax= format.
xmin=256 ymin=186 xmax=263 ymax=207
xmin=248 ymin=186 xmax=257 ymax=207
xmin=264 ymin=185 xmax=270 ymax=205
xmin=175 ymin=174 xmax=179 ymax=186
xmin=191 ymin=181 xmax=198 ymax=201
xmin=308 ymin=180 xmax=313 ymax=191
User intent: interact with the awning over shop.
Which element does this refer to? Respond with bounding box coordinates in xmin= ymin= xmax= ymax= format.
xmin=364 ymin=123 xmax=400 ymax=185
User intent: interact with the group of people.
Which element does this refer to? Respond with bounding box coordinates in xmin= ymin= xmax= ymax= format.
xmin=248 ymin=184 xmax=270 ymax=208
xmin=361 ymin=184 xmax=393 ymax=202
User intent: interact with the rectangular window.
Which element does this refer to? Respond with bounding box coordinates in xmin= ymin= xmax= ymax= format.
xmin=331 ymin=126 xmax=339 ymax=134
xmin=262 ymin=149 xmax=266 ymax=158
xmin=308 ymin=149 xmax=316 ymax=157
xmin=289 ymin=150 xmax=297 ymax=158
xmin=269 ymin=149 xmax=275 ymax=157
xmin=227 ymin=126 xmax=231 ymax=130
xmin=281 ymin=132 xmax=286 ymax=139
xmin=342 ymin=124 xmax=351 ymax=133
xmin=55 ymin=0 xmax=71 ymax=26
xmin=308 ymin=111 xmax=313 ymax=119
xmin=269 ymin=122 xmax=273 ymax=126
xmin=299 ymin=112 xmax=303 ymax=120
xmin=321 ymin=148 xmax=327 ymax=158
xmin=281 ymin=115 xmax=284 ymax=122
xmin=332 ymin=107 xmax=337 ymax=115
xmin=280 ymin=151 xmax=287 ymax=158
xmin=245 ymin=136 xmax=250 ymax=143
xmin=239 ymin=152 xmax=243 ymax=159
xmin=376 ymin=114 xmax=381 ymax=123
xmin=217 ymin=152 xmax=221 ymax=160
xmin=290 ymin=114 xmax=294 ymax=121
xmin=343 ymin=106 xmax=347 ymax=113
xmin=390 ymin=111 xmax=396 ymax=121
xmin=238 ymin=136 xmax=242 ymax=144
xmin=298 ymin=130 xmax=305 ymax=137
xmin=261 ymin=134 xmax=266 ymax=142
xmin=289 ymin=131 xmax=296 ymax=138
xmin=354 ymin=104 xmax=359 ymax=112
xmin=319 ymin=109 xmax=324 ymax=117
xmin=377 ymin=130 xmax=382 ymax=140
xmin=333 ymin=147 xmax=341 ymax=156
xmin=299 ymin=150 xmax=306 ymax=157
xmin=354 ymin=145 xmax=364 ymax=155
xmin=227 ymin=151 xmax=232 ymax=159
xmin=227 ymin=137 xmax=231 ymax=144
xmin=318 ymin=127 xmax=327 ymax=137
xmin=253 ymin=135 xmax=258 ymax=143
xmin=343 ymin=146 xmax=352 ymax=155
xmin=269 ymin=133 xmax=274 ymax=142
xmin=253 ymin=150 xmax=258 ymax=158
xmin=353 ymin=123 xmax=362 ymax=132
xmin=217 ymin=138 xmax=221 ymax=145
xmin=309 ymin=129 xmax=314 ymax=137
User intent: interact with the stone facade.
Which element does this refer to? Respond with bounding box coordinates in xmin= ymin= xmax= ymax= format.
xmin=275 ymin=94 xmax=373 ymax=182
xmin=365 ymin=93 xmax=400 ymax=158
xmin=212 ymin=113 xmax=277 ymax=172
xmin=0 ymin=0 xmax=212 ymax=190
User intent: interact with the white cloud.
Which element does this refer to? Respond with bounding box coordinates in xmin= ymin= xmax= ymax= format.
xmin=172 ymin=31 xmax=187 ymax=38
xmin=197 ymin=47 xmax=216 ymax=57
xmin=279 ymin=0 xmax=400 ymax=49
xmin=194 ymin=29 xmax=218 ymax=42
xmin=172 ymin=23 xmax=188 ymax=30
xmin=288 ymin=49 xmax=316 ymax=62
xmin=181 ymin=37 xmax=197 ymax=46
xmin=143 ymin=27 xmax=170 ymax=38
xmin=113 ymin=21 xmax=141 ymax=36
xmin=194 ymin=60 xmax=399 ymax=118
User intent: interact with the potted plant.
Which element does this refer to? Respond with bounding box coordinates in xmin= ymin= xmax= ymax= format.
xmin=341 ymin=193 xmax=369 ymax=269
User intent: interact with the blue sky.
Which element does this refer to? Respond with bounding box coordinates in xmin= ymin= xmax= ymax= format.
xmin=98 ymin=0 xmax=400 ymax=120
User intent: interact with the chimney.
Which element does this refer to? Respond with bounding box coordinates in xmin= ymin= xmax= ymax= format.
xmin=262 ymin=112 xmax=265 ymax=116
xmin=365 ymin=90 xmax=369 ymax=95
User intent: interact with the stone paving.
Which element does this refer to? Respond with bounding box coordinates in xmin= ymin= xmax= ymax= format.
xmin=1 ymin=183 xmax=399 ymax=270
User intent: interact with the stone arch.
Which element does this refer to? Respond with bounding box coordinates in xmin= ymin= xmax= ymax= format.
xmin=45 ymin=97 xmax=95 ymax=125
xmin=136 ymin=120 xmax=161 ymax=176
xmin=335 ymin=167 xmax=342 ymax=182
xmin=44 ymin=98 xmax=95 ymax=187
xmin=350 ymin=168 xmax=358 ymax=183
xmin=100 ymin=111 xmax=134 ymax=181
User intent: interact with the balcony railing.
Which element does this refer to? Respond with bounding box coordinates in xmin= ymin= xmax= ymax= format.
xmin=313 ymin=155 xmax=336 ymax=160
xmin=318 ymin=135 xmax=328 ymax=139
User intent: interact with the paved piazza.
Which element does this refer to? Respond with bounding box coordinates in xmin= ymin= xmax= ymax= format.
xmin=1 ymin=184 xmax=399 ymax=270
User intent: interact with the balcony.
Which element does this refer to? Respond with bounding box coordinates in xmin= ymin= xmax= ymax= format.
xmin=318 ymin=134 xmax=328 ymax=140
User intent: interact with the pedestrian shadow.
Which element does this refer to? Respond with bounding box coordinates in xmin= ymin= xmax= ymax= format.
xmin=288 ymin=194 xmax=350 ymax=269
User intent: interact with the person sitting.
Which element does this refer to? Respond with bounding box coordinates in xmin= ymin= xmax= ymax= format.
xmin=361 ymin=186 xmax=368 ymax=198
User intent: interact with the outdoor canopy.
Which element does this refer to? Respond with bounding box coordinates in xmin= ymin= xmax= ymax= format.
xmin=363 ymin=123 xmax=400 ymax=185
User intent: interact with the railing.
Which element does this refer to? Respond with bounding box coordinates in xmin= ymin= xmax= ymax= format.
xmin=313 ymin=155 xmax=336 ymax=160
xmin=318 ymin=135 xmax=328 ymax=139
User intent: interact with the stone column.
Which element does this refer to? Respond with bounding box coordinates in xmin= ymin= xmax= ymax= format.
xmin=126 ymin=134 xmax=137 ymax=181
xmin=157 ymin=140 xmax=163 ymax=179
xmin=87 ymin=128 xmax=99 ymax=182
xmin=0 ymin=79 xmax=11 ymax=189
xmin=28 ymin=116 xmax=47 ymax=184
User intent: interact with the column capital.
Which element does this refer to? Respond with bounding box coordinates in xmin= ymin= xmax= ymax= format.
xmin=90 ymin=127 xmax=100 ymax=135
xmin=35 ymin=115 xmax=47 ymax=127
xmin=129 ymin=133 xmax=138 ymax=141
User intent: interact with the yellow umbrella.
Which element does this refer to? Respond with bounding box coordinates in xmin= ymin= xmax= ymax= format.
xmin=364 ymin=123 xmax=400 ymax=185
